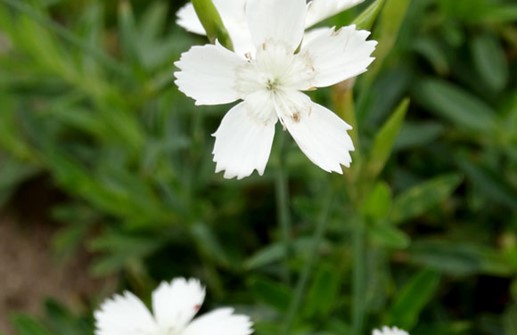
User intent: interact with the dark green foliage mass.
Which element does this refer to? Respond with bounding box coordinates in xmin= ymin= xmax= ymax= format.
xmin=0 ymin=0 xmax=516 ymax=334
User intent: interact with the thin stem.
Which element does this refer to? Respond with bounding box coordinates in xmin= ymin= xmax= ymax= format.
xmin=352 ymin=219 xmax=366 ymax=335
xmin=282 ymin=190 xmax=334 ymax=335
xmin=275 ymin=131 xmax=292 ymax=284
xmin=1 ymin=0 xmax=128 ymax=76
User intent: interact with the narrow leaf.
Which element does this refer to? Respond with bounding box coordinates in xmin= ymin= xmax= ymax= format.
xmin=304 ymin=264 xmax=342 ymax=318
xmin=412 ymin=79 xmax=497 ymax=132
xmin=353 ymin=0 xmax=386 ymax=30
xmin=361 ymin=181 xmax=392 ymax=221
xmin=386 ymin=269 xmax=441 ymax=329
xmin=390 ymin=174 xmax=462 ymax=225
xmin=470 ymin=32 xmax=508 ymax=92
xmin=407 ymin=241 xmax=514 ymax=276
xmin=366 ymin=98 xmax=409 ymax=179
xmin=368 ymin=223 xmax=410 ymax=249
xmin=250 ymin=277 xmax=292 ymax=312
xmin=11 ymin=315 xmax=53 ymax=335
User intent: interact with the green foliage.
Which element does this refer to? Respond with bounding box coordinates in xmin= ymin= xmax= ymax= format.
xmin=10 ymin=300 xmax=91 ymax=335
xmin=386 ymin=269 xmax=441 ymax=330
xmin=0 ymin=0 xmax=516 ymax=334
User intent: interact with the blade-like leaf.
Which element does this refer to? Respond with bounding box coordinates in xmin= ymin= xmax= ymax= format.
xmin=386 ymin=269 xmax=441 ymax=329
xmin=470 ymin=32 xmax=508 ymax=92
xmin=391 ymin=174 xmax=462 ymax=225
xmin=412 ymin=78 xmax=497 ymax=133
xmin=353 ymin=0 xmax=386 ymax=30
xmin=365 ymin=98 xmax=409 ymax=179
xmin=11 ymin=315 xmax=53 ymax=335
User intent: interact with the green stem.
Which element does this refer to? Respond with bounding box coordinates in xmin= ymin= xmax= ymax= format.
xmin=192 ymin=0 xmax=233 ymax=50
xmin=275 ymin=131 xmax=292 ymax=284
xmin=1 ymin=0 xmax=128 ymax=76
xmin=352 ymin=220 xmax=366 ymax=335
xmin=283 ymin=191 xmax=334 ymax=335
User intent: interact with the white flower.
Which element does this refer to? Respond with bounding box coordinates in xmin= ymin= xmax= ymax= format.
xmin=373 ymin=326 xmax=409 ymax=335
xmin=94 ymin=278 xmax=253 ymax=335
xmin=174 ymin=0 xmax=376 ymax=179
xmin=177 ymin=0 xmax=365 ymax=56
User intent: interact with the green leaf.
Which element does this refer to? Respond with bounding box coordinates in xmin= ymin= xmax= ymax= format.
xmin=118 ymin=0 xmax=140 ymax=65
xmin=52 ymin=216 xmax=92 ymax=259
xmin=457 ymin=155 xmax=517 ymax=210
xmin=366 ymin=98 xmax=409 ymax=179
xmin=44 ymin=300 xmax=89 ymax=335
xmin=192 ymin=0 xmax=233 ymax=50
xmin=352 ymin=0 xmax=386 ymax=30
xmin=412 ymin=79 xmax=497 ymax=132
xmin=360 ymin=182 xmax=392 ymax=221
xmin=249 ymin=277 xmax=292 ymax=312
xmin=368 ymin=223 xmax=410 ymax=249
xmin=1 ymin=0 xmax=125 ymax=75
xmin=11 ymin=314 xmax=53 ymax=335
xmin=470 ymin=32 xmax=508 ymax=92
xmin=483 ymin=5 xmax=517 ymax=24
xmin=394 ymin=121 xmax=445 ymax=151
xmin=412 ymin=37 xmax=450 ymax=75
xmin=139 ymin=1 xmax=169 ymax=41
xmin=245 ymin=238 xmax=326 ymax=270
xmin=190 ymin=223 xmax=231 ymax=268
xmin=362 ymin=0 xmax=411 ymax=85
xmin=0 ymin=96 xmax=34 ymax=160
xmin=386 ymin=269 xmax=441 ymax=329
xmin=89 ymin=232 xmax=161 ymax=275
xmin=390 ymin=174 xmax=462 ymax=225
xmin=407 ymin=240 xmax=514 ymax=276
xmin=304 ymin=263 xmax=342 ymax=318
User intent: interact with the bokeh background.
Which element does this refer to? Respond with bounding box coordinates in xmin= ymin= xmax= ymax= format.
xmin=0 ymin=0 xmax=516 ymax=334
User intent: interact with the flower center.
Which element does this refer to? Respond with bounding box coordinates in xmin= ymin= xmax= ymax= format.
xmin=236 ymin=40 xmax=314 ymax=97
xmin=265 ymin=77 xmax=281 ymax=92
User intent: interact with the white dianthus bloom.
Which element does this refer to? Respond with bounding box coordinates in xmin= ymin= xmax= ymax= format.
xmin=174 ymin=0 xmax=376 ymax=179
xmin=177 ymin=0 xmax=364 ymax=56
xmin=372 ymin=326 xmax=409 ymax=335
xmin=94 ymin=278 xmax=253 ymax=335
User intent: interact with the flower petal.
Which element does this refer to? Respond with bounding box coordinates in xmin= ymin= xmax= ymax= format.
xmin=176 ymin=1 xmax=254 ymax=57
xmin=246 ymin=0 xmax=306 ymax=52
xmin=174 ymin=43 xmax=246 ymax=105
xmin=301 ymin=27 xmax=329 ymax=48
xmin=213 ymin=95 xmax=277 ymax=179
xmin=305 ymin=0 xmax=365 ymax=28
xmin=94 ymin=292 xmax=157 ymax=335
xmin=152 ymin=278 xmax=206 ymax=332
xmin=276 ymin=92 xmax=354 ymax=173
xmin=372 ymin=326 xmax=409 ymax=335
xmin=300 ymin=25 xmax=377 ymax=88
xmin=183 ymin=308 xmax=253 ymax=335
xmin=176 ymin=3 xmax=205 ymax=35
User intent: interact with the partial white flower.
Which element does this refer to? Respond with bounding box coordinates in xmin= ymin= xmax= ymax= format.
xmin=305 ymin=0 xmax=364 ymax=27
xmin=177 ymin=0 xmax=364 ymax=56
xmin=373 ymin=326 xmax=409 ymax=335
xmin=94 ymin=278 xmax=253 ymax=335
xmin=174 ymin=0 xmax=376 ymax=179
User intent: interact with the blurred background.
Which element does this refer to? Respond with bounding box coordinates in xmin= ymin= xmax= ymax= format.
xmin=0 ymin=0 xmax=516 ymax=334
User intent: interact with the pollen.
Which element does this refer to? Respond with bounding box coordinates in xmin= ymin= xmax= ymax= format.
xmin=266 ymin=77 xmax=281 ymax=91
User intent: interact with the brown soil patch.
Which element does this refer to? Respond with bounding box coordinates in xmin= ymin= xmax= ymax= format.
xmin=0 ymin=176 xmax=113 ymax=335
